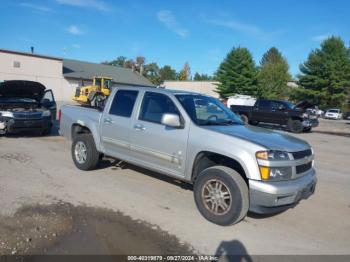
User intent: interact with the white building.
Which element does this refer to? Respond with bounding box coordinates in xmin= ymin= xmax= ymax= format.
xmin=0 ymin=49 xmax=154 ymax=106
xmin=163 ymin=81 xmax=220 ymax=98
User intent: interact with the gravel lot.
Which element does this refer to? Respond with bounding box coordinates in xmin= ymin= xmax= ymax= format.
xmin=0 ymin=129 xmax=349 ymax=255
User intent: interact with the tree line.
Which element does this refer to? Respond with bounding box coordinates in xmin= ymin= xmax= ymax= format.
xmin=102 ymin=57 xmax=213 ymax=86
xmin=103 ymin=36 xmax=350 ymax=110
xmin=216 ymin=36 xmax=350 ymax=110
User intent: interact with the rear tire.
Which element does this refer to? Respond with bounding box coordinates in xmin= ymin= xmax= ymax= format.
xmin=194 ymin=166 xmax=249 ymax=226
xmin=72 ymin=133 xmax=100 ymax=170
xmin=287 ymin=119 xmax=303 ymax=133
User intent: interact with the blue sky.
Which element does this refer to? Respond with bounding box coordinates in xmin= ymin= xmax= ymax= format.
xmin=1 ymin=0 xmax=350 ymax=78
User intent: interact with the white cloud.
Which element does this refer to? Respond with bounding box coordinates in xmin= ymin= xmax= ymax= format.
xmin=72 ymin=44 xmax=81 ymax=49
xmin=55 ymin=0 xmax=109 ymax=11
xmin=207 ymin=18 xmax=262 ymax=36
xmin=312 ymin=34 xmax=331 ymax=42
xmin=203 ymin=15 xmax=284 ymax=40
xmin=157 ymin=10 xmax=189 ymax=38
xmin=67 ymin=25 xmax=84 ymax=35
xmin=19 ymin=2 xmax=52 ymax=12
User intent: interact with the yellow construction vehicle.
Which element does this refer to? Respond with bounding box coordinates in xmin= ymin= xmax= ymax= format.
xmin=73 ymin=76 xmax=112 ymax=107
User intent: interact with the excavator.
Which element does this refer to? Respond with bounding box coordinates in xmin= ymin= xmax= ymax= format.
xmin=73 ymin=76 xmax=112 ymax=107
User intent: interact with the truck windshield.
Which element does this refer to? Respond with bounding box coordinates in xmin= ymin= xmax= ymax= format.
xmin=176 ymin=94 xmax=243 ymax=126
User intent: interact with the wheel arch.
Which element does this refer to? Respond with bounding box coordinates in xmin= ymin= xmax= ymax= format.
xmin=191 ymin=151 xmax=248 ymax=185
xmin=71 ymin=123 xmax=101 ymax=151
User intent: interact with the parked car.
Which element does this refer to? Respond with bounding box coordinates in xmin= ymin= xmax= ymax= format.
xmin=344 ymin=112 xmax=350 ymax=120
xmin=59 ymin=87 xmax=317 ymax=226
xmin=324 ymin=109 xmax=343 ymax=120
xmin=230 ymin=99 xmax=319 ymax=133
xmin=0 ymin=80 xmax=56 ymax=135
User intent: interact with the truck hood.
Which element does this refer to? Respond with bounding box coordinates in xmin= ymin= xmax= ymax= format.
xmin=0 ymin=81 xmax=45 ymax=102
xmin=204 ymin=124 xmax=310 ymax=152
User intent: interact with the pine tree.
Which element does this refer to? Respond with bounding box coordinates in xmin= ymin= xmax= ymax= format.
xmin=193 ymin=72 xmax=213 ymax=81
xmin=258 ymin=47 xmax=292 ymax=99
xmin=292 ymin=36 xmax=350 ymax=109
xmin=215 ymin=47 xmax=258 ymax=98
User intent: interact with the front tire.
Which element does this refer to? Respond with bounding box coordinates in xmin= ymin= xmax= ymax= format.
xmin=72 ymin=133 xmax=100 ymax=170
xmin=194 ymin=166 xmax=249 ymax=226
xmin=287 ymin=119 xmax=303 ymax=133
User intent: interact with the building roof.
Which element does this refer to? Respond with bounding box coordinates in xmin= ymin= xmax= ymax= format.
xmin=0 ymin=48 xmax=62 ymax=61
xmin=63 ymin=59 xmax=154 ymax=87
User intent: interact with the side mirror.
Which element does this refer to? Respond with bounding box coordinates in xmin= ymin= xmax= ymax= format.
xmin=161 ymin=113 xmax=181 ymax=128
xmin=41 ymin=98 xmax=51 ymax=104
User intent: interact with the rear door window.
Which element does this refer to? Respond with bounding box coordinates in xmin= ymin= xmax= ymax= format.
xmin=109 ymin=90 xmax=138 ymax=117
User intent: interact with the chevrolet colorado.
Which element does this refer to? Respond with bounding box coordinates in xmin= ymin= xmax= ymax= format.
xmin=59 ymin=87 xmax=317 ymax=226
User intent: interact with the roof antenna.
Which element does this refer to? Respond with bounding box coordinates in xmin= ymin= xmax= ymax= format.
xmin=30 ymin=46 xmax=34 ymax=54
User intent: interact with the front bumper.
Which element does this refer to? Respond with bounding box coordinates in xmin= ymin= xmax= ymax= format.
xmin=302 ymin=118 xmax=319 ymax=128
xmin=249 ymin=169 xmax=317 ymax=214
xmin=324 ymin=115 xmax=339 ymax=119
xmin=0 ymin=117 xmax=51 ymax=134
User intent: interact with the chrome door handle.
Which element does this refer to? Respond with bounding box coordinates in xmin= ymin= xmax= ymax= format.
xmin=133 ymin=124 xmax=145 ymax=131
xmin=103 ymin=118 xmax=114 ymax=124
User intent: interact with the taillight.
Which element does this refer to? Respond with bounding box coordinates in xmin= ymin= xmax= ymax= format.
xmin=58 ymin=109 xmax=62 ymax=123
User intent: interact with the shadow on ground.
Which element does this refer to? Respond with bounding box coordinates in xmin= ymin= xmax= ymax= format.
xmin=215 ymin=239 xmax=253 ymax=261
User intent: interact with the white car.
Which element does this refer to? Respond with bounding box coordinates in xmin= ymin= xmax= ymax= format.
xmin=324 ymin=109 xmax=343 ymax=120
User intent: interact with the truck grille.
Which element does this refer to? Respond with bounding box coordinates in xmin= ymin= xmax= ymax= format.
xmin=296 ymin=162 xmax=312 ymax=174
xmin=292 ymin=149 xmax=312 ymax=160
xmin=13 ymin=112 xmax=43 ymax=120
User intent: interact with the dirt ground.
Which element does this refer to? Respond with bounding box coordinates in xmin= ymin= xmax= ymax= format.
xmin=0 ymin=129 xmax=350 ymax=256
xmin=0 ymin=203 xmax=193 ymax=255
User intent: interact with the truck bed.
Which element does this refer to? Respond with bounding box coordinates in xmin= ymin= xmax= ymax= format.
xmin=59 ymin=105 xmax=102 ymax=141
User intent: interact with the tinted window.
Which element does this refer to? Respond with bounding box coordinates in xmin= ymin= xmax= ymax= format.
xmin=271 ymin=101 xmax=285 ymax=110
xmin=257 ymin=100 xmax=271 ymax=109
xmin=139 ymin=92 xmax=179 ymax=124
xmin=109 ymin=90 xmax=138 ymax=117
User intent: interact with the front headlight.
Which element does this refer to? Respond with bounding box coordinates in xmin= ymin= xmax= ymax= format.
xmin=0 ymin=111 xmax=14 ymax=118
xmin=42 ymin=110 xmax=51 ymax=117
xmin=256 ymin=150 xmax=290 ymax=161
xmin=256 ymin=150 xmax=292 ymax=181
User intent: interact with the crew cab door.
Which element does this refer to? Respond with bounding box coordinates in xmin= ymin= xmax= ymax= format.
xmin=129 ymin=91 xmax=189 ymax=178
xmin=270 ymin=101 xmax=289 ymax=124
xmin=100 ymin=89 xmax=139 ymax=160
xmin=251 ymin=100 xmax=271 ymax=123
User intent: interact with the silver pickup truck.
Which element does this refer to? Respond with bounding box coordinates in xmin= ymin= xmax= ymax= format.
xmin=59 ymin=86 xmax=317 ymax=226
